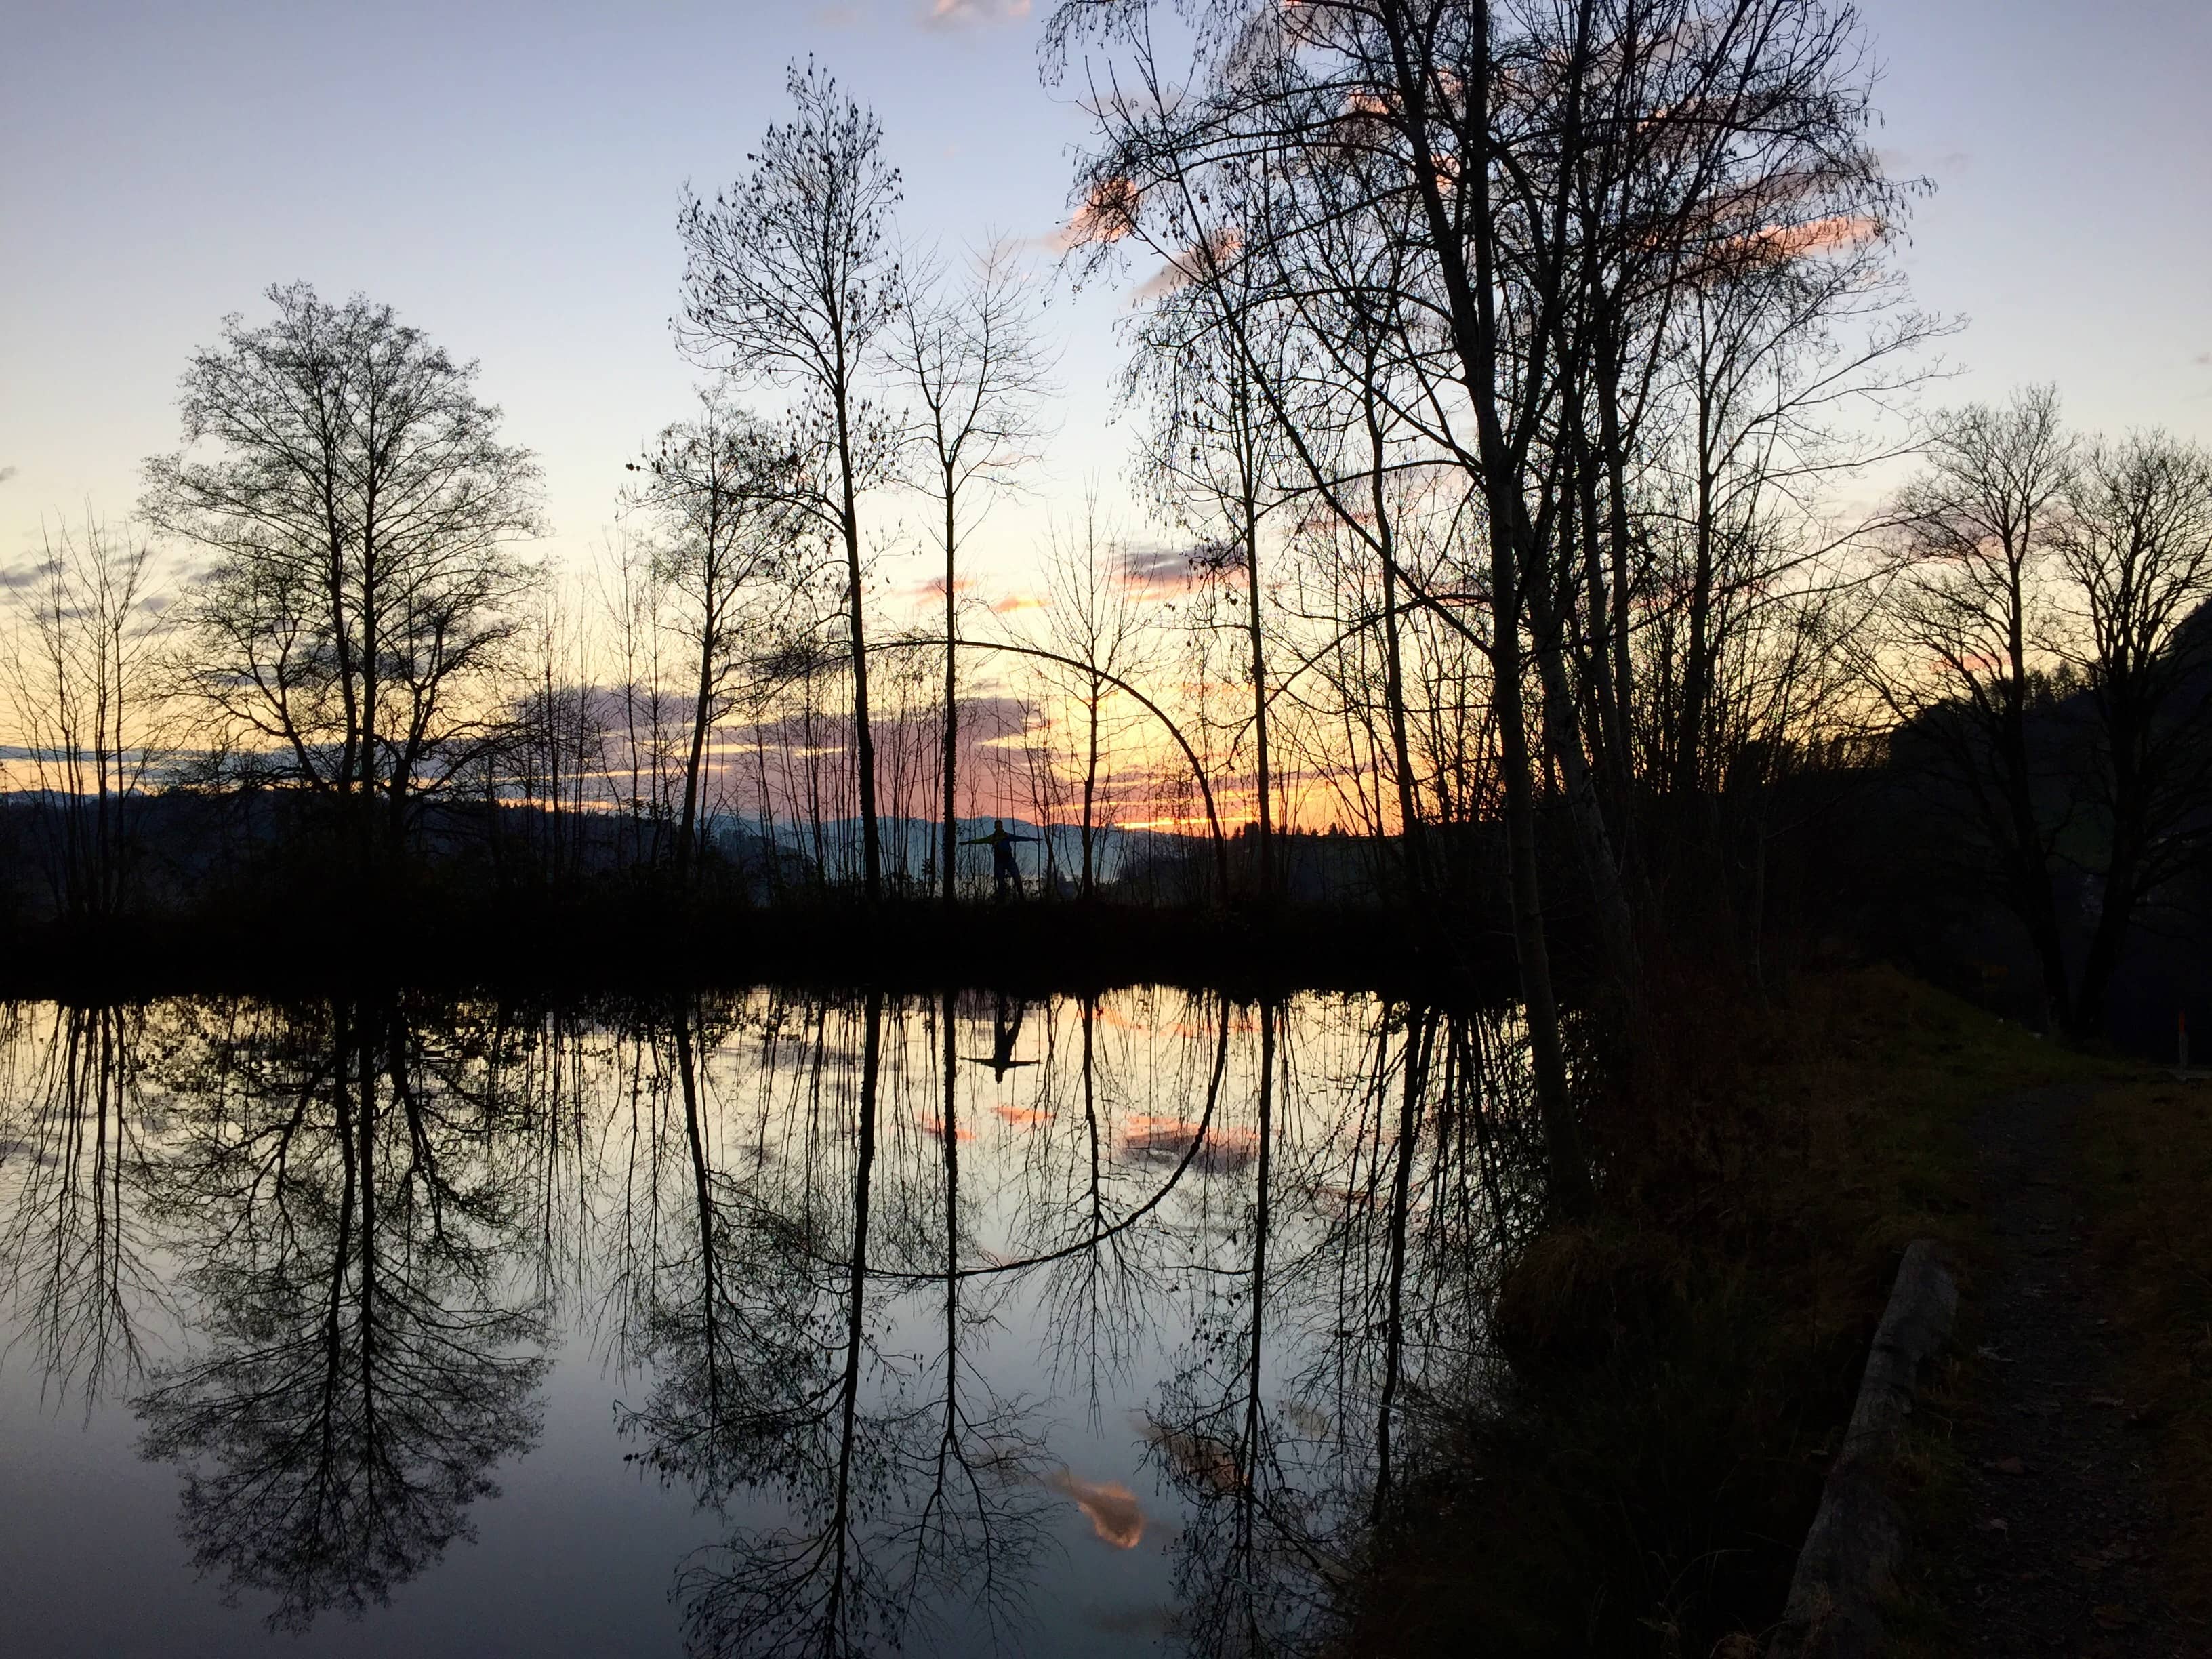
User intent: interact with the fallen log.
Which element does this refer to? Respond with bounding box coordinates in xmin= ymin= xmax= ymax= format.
xmin=1768 ymin=1238 xmax=1959 ymax=1659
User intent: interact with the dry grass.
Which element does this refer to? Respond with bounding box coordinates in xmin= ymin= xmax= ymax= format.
xmin=1343 ymin=965 xmax=2087 ymax=1658
xmin=2079 ymin=1069 xmax=2212 ymax=1616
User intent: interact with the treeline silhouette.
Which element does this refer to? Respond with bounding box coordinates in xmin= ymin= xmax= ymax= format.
xmin=5 ymin=4 xmax=2210 ymax=1076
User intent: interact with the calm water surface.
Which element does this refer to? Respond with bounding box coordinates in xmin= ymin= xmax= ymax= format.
xmin=0 ymin=989 xmax=1545 ymax=1657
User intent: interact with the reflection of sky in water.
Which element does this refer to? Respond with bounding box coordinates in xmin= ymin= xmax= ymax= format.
xmin=0 ymin=991 xmax=1542 ymax=1657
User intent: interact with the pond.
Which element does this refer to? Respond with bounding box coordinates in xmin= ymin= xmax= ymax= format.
xmin=0 ymin=989 xmax=1547 ymax=1657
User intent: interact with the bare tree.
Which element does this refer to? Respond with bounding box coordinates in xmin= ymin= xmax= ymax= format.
xmin=1031 ymin=493 xmax=1155 ymax=900
xmin=142 ymin=283 xmax=541 ymax=875
xmin=1866 ymin=386 xmax=2078 ymax=1023
xmin=505 ymin=579 xmax=605 ymax=885
xmin=1 ymin=514 xmax=172 ymax=918
xmin=625 ymin=391 xmax=802 ymax=883
xmin=888 ymin=241 xmax=1052 ymax=905
xmin=1128 ymin=292 xmax=1291 ymax=903
xmin=2054 ymin=431 xmax=2212 ymax=1031
xmin=679 ymin=60 xmax=903 ymax=903
xmin=591 ymin=529 xmax=683 ymax=867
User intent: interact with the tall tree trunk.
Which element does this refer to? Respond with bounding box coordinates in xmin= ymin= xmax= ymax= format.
xmin=834 ymin=378 xmax=882 ymax=903
xmin=1243 ymin=480 xmax=1273 ymax=905
xmin=679 ymin=602 xmax=714 ymax=885
xmin=1387 ymin=0 xmax=1596 ymax=1216
xmin=825 ymin=988 xmax=882 ymax=1634
xmin=941 ymin=479 xmax=959 ymax=907
xmin=1082 ymin=682 xmax=1102 ymax=901
xmin=1369 ymin=392 xmax=1426 ymax=903
xmin=1373 ymin=1004 xmax=1427 ymax=1522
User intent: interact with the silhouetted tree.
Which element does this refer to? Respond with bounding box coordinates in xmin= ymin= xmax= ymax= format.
xmin=142 ymin=284 xmax=542 ymax=877
xmin=625 ymin=392 xmax=803 ymax=882
xmin=1032 ymin=493 xmax=1155 ymax=899
xmin=2055 ymin=431 xmax=2212 ymax=1031
xmin=0 ymin=514 xmax=171 ymax=917
xmin=679 ymin=62 xmax=903 ymax=903
xmin=1865 ymin=387 xmax=2080 ymax=1023
xmin=889 ymin=243 xmax=1053 ymax=905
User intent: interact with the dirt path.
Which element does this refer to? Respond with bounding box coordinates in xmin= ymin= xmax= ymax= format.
xmin=1941 ymin=1082 xmax=2196 ymax=1655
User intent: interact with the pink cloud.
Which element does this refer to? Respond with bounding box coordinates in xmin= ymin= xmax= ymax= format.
xmin=902 ymin=575 xmax=978 ymax=610
xmin=1045 ymin=176 xmax=1143 ymax=253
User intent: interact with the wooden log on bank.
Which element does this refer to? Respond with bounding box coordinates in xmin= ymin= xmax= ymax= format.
xmin=1768 ymin=1239 xmax=1959 ymax=1659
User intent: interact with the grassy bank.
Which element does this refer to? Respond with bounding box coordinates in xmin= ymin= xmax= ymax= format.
xmin=2080 ymin=1067 xmax=2212 ymax=1617
xmin=1345 ymin=966 xmax=2089 ymax=1657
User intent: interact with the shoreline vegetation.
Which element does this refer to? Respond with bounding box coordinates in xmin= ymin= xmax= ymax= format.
xmin=0 ymin=893 xmax=1527 ymax=1000
xmin=1343 ymin=966 xmax=2125 ymax=1656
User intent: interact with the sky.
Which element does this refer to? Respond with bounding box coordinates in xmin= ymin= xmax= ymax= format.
xmin=3 ymin=0 xmax=2209 ymax=599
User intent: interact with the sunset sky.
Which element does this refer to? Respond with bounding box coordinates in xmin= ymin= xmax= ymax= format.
xmin=3 ymin=0 xmax=2209 ymax=602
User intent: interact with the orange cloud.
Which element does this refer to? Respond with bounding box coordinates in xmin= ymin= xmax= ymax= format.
xmin=903 ymin=575 xmax=978 ymax=608
xmin=992 ymin=1104 xmax=1051 ymax=1128
xmin=1050 ymin=176 xmax=1143 ymax=251
xmin=916 ymin=1116 xmax=977 ymax=1143
xmin=1043 ymin=1468 xmax=1146 ymax=1548
xmin=1746 ymin=212 xmax=1881 ymax=262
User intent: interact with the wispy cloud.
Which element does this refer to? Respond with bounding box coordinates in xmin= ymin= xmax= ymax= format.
xmin=1115 ymin=543 xmax=1203 ymax=596
xmin=1129 ymin=228 xmax=1242 ymax=302
xmin=0 ymin=558 xmax=57 ymax=590
xmin=0 ymin=466 xmax=17 ymax=487
xmin=900 ymin=575 xmax=977 ymax=609
xmin=922 ymin=0 xmax=1031 ymax=27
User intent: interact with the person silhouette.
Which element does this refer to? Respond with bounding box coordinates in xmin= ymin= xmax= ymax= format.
xmin=960 ymin=818 xmax=1041 ymax=903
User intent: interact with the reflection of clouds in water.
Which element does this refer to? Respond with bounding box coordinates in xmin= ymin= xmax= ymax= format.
xmin=1042 ymin=1467 xmax=1146 ymax=1549
xmin=1122 ymin=1115 xmax=1258 ymax=1173
xmin=1139 ymin=1413 xmax=1242 ymax=1493
xmin=991 ymin=1104 xmax=1050 ymax=1128
xmin=914 ymin=1115 xmax=976 ymax=1142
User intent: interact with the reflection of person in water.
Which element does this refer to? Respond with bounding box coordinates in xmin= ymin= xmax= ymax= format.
xmin=965 ymin=992 xmax=1039 ymax=1080
xmin=960 ymin=819 xmax=1040 ymax=902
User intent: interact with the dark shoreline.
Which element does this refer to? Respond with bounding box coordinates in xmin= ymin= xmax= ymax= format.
xmin=0 ymin=898 xmax=1525 ymax=1002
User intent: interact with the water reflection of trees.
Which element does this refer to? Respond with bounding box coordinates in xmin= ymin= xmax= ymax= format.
xmin=612 ymin=989 xmax=1056 ymax=1658
xmin=588 ymin=986 xmax=1547 ymax=1659
xmin=0 ymin=985 xmax=1552 ymax=1655
xmin=1143 ymin=999 xmax=1550 ymax=1657
xmin=0 ymin=1002 xmax=167 ymax=1409
xmin=131 ymin=997 xmax=550 ymax=1632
